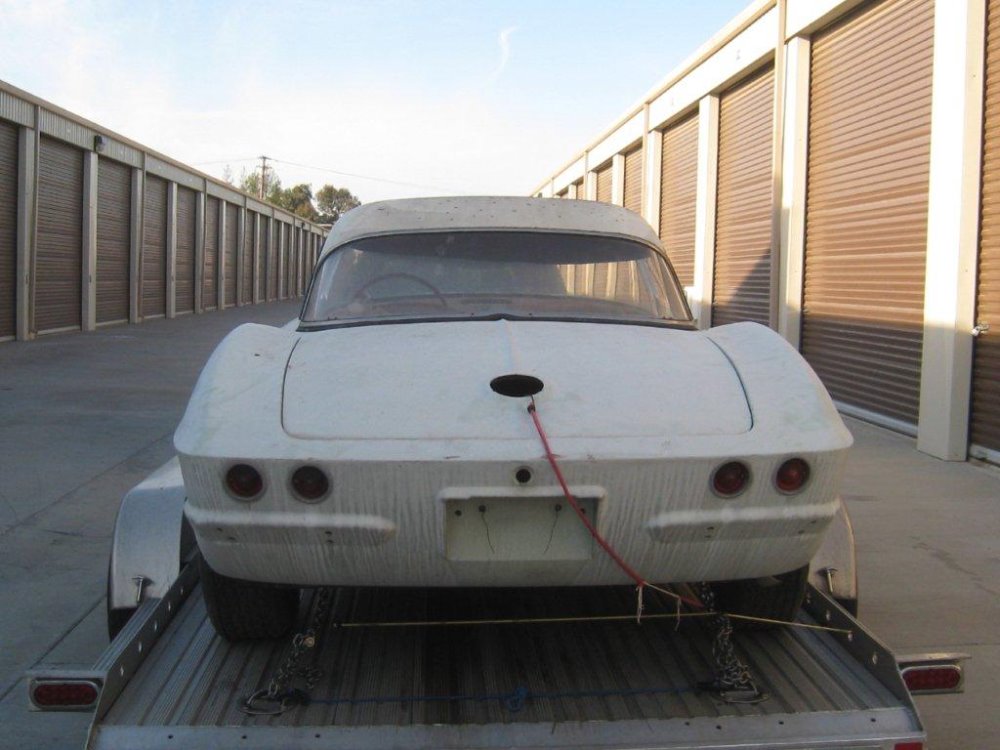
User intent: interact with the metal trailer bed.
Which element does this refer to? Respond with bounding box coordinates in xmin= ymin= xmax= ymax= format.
xmin=43 ymin=558 xmax=927 ymax=750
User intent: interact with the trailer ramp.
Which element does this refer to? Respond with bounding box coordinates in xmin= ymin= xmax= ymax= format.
xmin=88 ymin=579 xmax=923 ymax=749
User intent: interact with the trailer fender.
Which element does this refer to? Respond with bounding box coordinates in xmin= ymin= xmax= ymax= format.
xmin=108 ymin=457 xmax=194 ymax=612
xmin=809 ymin=498 xmax=858 ymax=614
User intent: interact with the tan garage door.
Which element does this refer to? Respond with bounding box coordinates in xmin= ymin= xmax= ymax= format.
xmin=596 ymin=163 xmax=612 ymax=203
xmin=243 ymin=210 xmax=255 ymax=303
xmin=659 ymin=112 xmax=699 ymax=287
xmin=96 ymin=157 xmax=131 ymax=325
xmin=574 ymin=179 xmax=585 ymax=199
xmin=0 ymin=120 xmax=17 ymax=339
xmin=224 ymin=203 xmax=238 ymax=307
xmin=623 ymin=145 xmax=643 ymax=215
xmin=36 ymin=136 xmax=83 ymax=333
xmin=259 ymin=216 xmax=269 ymax=301
xmin=142 ymin=175 xmax=167 ymax=318
xmin=713 ymin=64 xmax=775 ymax=328
xmin=801 ymin=0 xmax=933 ymax=428
xmin=175 ymin=186 xmax=196 ymax=314
xmin=203 ymin=196 xmax=219 ymax=311
xmin=972 ymin=0 xmax=1000 ymax=456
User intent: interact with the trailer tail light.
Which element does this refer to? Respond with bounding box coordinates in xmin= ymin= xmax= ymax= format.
xmin=291 ymin=465 xmax=330 ymax=502
xmin=901 ymin=664 xmax=963 ymax=693
xmin=225 ymin=463 xmax=263 ymax=500
xmin=712 ymin=461 xmax=750 ymax=497
xmin=775 ymin=458 xmax=810 ymax=493
xmin=31 ymin=680 xmax=100 ymax=709
xmin=894 ymin=743 xmax=923 ymax=750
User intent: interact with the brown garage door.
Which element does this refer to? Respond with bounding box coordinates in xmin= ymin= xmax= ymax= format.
xmin=801 ymin=0 xmax=933 ymax=428
xmin=175 ymin=186 xmax=196 ymax=314
xmin=258 ymin=216 xmax=269 ymax=301
xmin=574 ymin=179 xmax=586 ymax=199
xmin=203 ymin=196 xmax=219 ymax=310
xmin=0 ymin=120 xmax=17 ymax=339
xmin=971 ymin=0 xmax=1000 ymax=455
xmin=659 ymin=112 xmax=699 ymax=287
xmin=713 ymin=64 xmax=775 ymax=327
xmin=624 ymin=145 xmax=643 ymax=215
xmin=142 ymin=175 xmax=167 ymax=318
xmin=224 ymin=203 xmax=238 ymax=307
xmin=36 ymin=136 xmax=83 ymax=333
xmin=96 ymin=157 xmax=131 ymax=325
xmin=596 ymin=164 xmax=612 ymax=203
xmin=243 ymin=210 xmax=255 ymax=302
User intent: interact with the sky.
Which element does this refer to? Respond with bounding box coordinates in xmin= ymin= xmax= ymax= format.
xmin=0 ymin=0 xmax=750 ymax=203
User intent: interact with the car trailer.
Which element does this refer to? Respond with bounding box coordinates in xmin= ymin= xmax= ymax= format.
xmin=27 ymin=459 xmax=966 ymax=749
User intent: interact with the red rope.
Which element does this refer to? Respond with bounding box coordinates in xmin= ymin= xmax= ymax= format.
xmin=527 ymin=398 xmax=702 ymax=610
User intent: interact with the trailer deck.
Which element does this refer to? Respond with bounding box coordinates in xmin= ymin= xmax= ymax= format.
xmin=73 ymin=562 xmax=923 ymax=749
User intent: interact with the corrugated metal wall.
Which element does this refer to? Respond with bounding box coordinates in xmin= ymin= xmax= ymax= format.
xmin=801 ymin=0 xmax=934 ymax=427
xmin=574 ymin=179 xmax=585 ymax=199
xmin=268 ymin=219 xmax=279 ymax=301
xmin=243 ymin=211 xmax=256 ymax=302
xmin=659 ymin=112 xmax=699 ymax=287
xmin=596 ymin=164 xmax=612 ymax=203
xmin=623 ymin=145 xmax=643 ymax=215
xmin=257 ymin=215 xmax=268 ymax=301
xmin=96 ymin=157 xmax=131 ymax=325
xmin=972 ymin=0 xmax=1000 ymax=453
xmin=204 ymin=196 xmax=219 ymax=311
xmin=0 ymin=120 xmax=16 ymax=338
xmin=35 ymin=136 xmax=83 ymax=333
xmin=175 ymin=186 xmax=196 ymax=314
xmin=713 ymin=65 xmax=775 ymax=327
xmin=224 ymin=203 xmax=238 ymax=307
xmin=142 ymin=175 xmax=167 ymax=318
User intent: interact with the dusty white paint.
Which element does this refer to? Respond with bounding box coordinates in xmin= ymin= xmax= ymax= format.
xmin=917 ymin=0 xmax=986 ymax=460
xmin=611 ymin=153 xmax=626 ymax=207
xmin=643 ymin=125 xmax=662 ymax=230
xmin=177 ymin=197 xmax=851 ymax=588
xmin=587 ymin=110 xmax=645 ymax=173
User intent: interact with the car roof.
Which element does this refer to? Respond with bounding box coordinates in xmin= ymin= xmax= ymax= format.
xmin=320 ymin=196 xmax=662 ymax=259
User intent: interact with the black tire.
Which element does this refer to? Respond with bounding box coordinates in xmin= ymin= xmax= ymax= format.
xmin=198 ymin=555 xmax=300 ymax=641
xmin=711 ymin=565 xmax=809 ymax=629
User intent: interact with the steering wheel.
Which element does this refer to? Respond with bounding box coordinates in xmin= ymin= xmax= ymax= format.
xmin=352 ymin=273 xmax=449 ymax=307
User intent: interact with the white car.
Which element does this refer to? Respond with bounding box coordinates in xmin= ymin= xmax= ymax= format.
xmin=176 ymin=196 xmax=852 ymax=640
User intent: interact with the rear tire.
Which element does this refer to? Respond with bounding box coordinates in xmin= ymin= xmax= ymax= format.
xmin=198 ymin=555 xmax=299 ymax=641
xmin=711 ymin=565 xmax=809 ymax=629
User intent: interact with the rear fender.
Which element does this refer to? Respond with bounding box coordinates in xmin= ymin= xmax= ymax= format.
xmin=809 ymin=499 xmax=858 ymax=613
xmin=108 ymin=457 xmax=194 ymax=611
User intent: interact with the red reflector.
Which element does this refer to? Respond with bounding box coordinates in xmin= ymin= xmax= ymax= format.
xmin=902 ymin=664 xmax=962 ymax=692
xmin=33 ymin=682 xmax=99 ymax=707
xmin=894 ymin=743 xmax=923 ymax=750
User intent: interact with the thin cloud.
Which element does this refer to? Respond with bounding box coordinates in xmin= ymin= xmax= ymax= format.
xmin=490 ymin=26 xmax=518 ymax=81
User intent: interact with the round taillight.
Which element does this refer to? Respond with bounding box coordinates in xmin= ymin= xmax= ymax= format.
xmin=712 ymin=461 xmax=750 ymax=497
xmin=775 ymin=458 xmax=810 ymax=493
xmin=225 ymin=464 xmax=263 ymax=500
xmin=291 ymin=465 xmax=329 ymax=502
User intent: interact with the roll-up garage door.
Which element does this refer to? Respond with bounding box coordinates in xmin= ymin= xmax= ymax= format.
xmin=596 ymin=164 xmax=612 ymax=203
xmin=280 ymin=223 xmax=289 ymax=298
xmin=175 ymin=186 xmax=196 ymax=314
xmin=142 ymin=175 xmax=167 ymax=318
xmin=659 ymin=112 xmax=699 ymax=287
xmin=203 ymin=196 xmax=219 ymax=311
xmin=96 ymin=157 xmax=131 ymax=325
xmin=801 ymin=0 xmax=933 ymax=428
xmin=0 ymin=120 xmax=17 ymax=339
xmin=623 ymin=145 xmax=642 ymax=215
xmin=243 ymin=211 xmax=255 ymax=302
xmin=713 ymin=64 xmax=775 ymax=328
xmin=224 ymin=203 xmax=238 ymax=307
xmin=574 ymin=180 xmax=586 ymax=200
xmin=267 ymin=219 xmax=278 ymax=301
xmin=258 ymin=216 xmax=269 ymax=301
xmin=971 ymin=0 xmax=1000 ymax=455
xmin=36 ymin=136 xmax=83 ymax=333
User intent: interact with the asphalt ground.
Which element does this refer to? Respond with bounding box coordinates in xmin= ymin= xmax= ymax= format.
xmin=0 ymin=303 xmax=997 ymax=749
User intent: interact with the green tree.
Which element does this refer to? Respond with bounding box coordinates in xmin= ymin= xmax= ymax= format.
xmin=315 ymin=185 xmax=361 ymax=224
xmin=272 ymin=183 xmax=319 ymax=221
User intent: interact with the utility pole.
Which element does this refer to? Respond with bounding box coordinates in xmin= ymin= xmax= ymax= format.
xmin=258 ymin=155 xmax=269 ymax=199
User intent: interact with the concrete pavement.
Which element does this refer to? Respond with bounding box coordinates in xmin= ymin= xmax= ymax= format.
xmin=0 ymin=306 xmax=996 ymax=749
